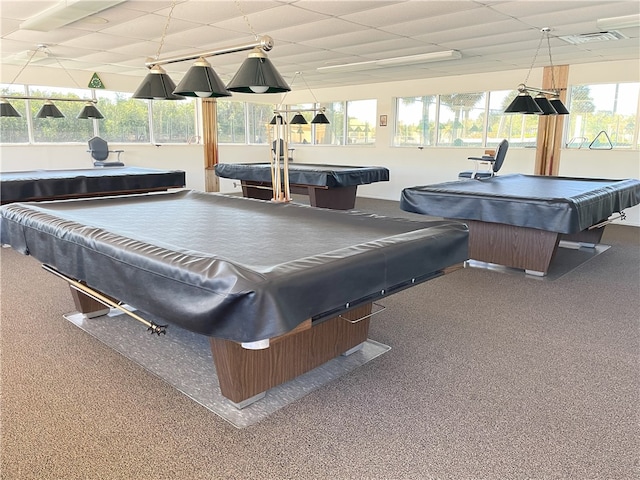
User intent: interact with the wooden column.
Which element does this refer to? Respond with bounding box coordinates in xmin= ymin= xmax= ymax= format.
xmin=202 ymin=98 xmax=220 ymax=192
xmin=534 ymin=65 xmax=569 ymax=176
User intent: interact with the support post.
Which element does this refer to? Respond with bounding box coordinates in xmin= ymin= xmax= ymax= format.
xmin=534 ymin=65 xmax=569 ymax=176
xmin=202 ymin=98 xmax=220 ymax=192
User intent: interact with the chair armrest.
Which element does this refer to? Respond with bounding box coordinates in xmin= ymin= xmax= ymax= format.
xmin=468 ymin=156 xmax=495 ymax=162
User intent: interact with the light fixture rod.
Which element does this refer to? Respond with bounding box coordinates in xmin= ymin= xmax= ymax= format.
xmin=145 ymin=35 xmax=274 ymax=68
xmin=0 ymin=96 xmax=97 ymax=104
xmin=518 ymin=84 xmax=560 ymax=97
xmin=275 ymin=107 xmax=325 ymax=114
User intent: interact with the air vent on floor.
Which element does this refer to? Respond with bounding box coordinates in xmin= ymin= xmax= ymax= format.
xmin=559 ymin=30 xmax=628 ymax=44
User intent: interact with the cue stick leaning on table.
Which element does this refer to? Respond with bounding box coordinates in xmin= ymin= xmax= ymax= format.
xmin=42 ymin=264 xmax=168 ymax=335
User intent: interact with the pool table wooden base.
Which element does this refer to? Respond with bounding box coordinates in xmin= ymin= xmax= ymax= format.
xmin=68 ymin=286 xmax=372 ymax=405
xmin=210 ymin=303 xmax=372 ymax=405
xmin=241 ymin=180 xmax=358 ymax=210
xmin=465 ymin=219 xmax=606 ymax=275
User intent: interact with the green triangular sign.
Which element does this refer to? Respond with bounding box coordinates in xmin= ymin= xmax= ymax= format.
xmin=88 ymin=73 xmax=105 ymax=89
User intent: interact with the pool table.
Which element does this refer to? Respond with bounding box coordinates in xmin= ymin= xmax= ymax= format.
xmin=401 ymin=174 xmax=640 ymax=276
xmin=1 ymin=191 xmax=468 ymax=406
xmin=215 ymin=162 xmax=389 ymax=209
xmin=0 ymin=167 xmax=186 ymax=204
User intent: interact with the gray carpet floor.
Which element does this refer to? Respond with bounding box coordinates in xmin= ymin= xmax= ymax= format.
xmin=1 ymin=196 xmax=639 ymax=480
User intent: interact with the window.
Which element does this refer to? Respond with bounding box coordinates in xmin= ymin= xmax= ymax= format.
xmin=395 ymin=91 xmax=541 ymax=148
xmin=151 ymin=98 xmax=196 ymax=144
xmin=95 ymin=90 xmax=149 ymax=143
xmin=217 ymin=100 xmax=246 ymax=144
xmin=316 ymin=102 xmax=345 ymax=145
xmin=346 ymin=99 xmax=376 ymax=145
xmin=0 ymin=84 xmax=29 ymax=143
xmin=437 ymin=92 xmax=486 ymax=147
xmin=566 ymin=82 xmax=639 ymax=149
xmin=395 ymin=96 xmax=436 ymax=146
xmin=288 ymin=103 xmax=313 ymax=145
xmin=488 ymin=90 xmax=538 ymax=148
xmin=247 ymin=103 xmax=274 ymax=144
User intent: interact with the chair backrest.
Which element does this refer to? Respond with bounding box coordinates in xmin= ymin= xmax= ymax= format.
xmin=88 ymin=136 xmax=109 ymax=161
xmin=492 ymin=139 xmax=509 ymax=173
xmin=272 ymin=139 xmax=285 ymax=158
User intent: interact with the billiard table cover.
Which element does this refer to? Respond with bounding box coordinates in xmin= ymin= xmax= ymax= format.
xmin=0 ymin=191 xmax=468 ymax=343
xmin=401 ymin=174 xmax=640 ymax=234
xmin=215 ymin=163 xmax=389 ymax=187
xmin=0 ymin=167 xmax=186 ymax=204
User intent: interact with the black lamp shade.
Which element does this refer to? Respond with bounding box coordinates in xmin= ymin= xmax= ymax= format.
xmin=311 ymin=112 xmax=330 ymax=124
xmin=36 ymin=101 xmax=64 ymax=118
xmin=269 ymin=114 xmax=286 ymax=125
xmin=77 ymin=103 xmax=104 ymax=119
xmin=132 ymin=65 xmax=183 ymax=100
xmin=504 ymin=92 xmax=543 ymax=114
xmin=534 ymin=94 xmax=558 ymax=115
xmin=173 ymin=58 xmax=231 ymax=98
xmin=290 ymin=113 xmax=308 ymax=124
xmin=0 ymin=100 xmax=21 ymax=117
xmin=549 ymin=97 xmax=570 ymax=115
xmin=227 ymin=48 xmax=290 ymax=94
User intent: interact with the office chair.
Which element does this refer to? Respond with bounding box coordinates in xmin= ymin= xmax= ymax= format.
xmin=459 ymin=139 xmax=508 ymax=180
xmin=272 ymin=139 xmax=295 ymax=162
xmin=88 ymin=136 xmax=125 ymax=167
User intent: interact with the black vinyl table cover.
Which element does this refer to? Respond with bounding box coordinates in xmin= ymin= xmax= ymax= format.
xmin=401 ymin=174 xmax=640 ymax=234
xmin=0 ymin=191 xmax=468 ymax=343
xmin=0 ymin=167 xmax=186 ymax=204
xmin=215 ymin=163 xmax=389 ymax=187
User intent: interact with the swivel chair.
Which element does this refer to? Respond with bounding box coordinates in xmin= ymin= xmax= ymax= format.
xmin=88 ymin=136 xmax=125 ymax=167
xmin=272 ymin=139 xmax=295 ymax=163
xmin=459 ymin=139 xmax=508 ymax=180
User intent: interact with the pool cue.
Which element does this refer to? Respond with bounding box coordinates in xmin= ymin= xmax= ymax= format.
xmin=589 ymin=212 xmax=625 ymax=230
xmin=282 ymin=134 xmax=291 ymax=201
xmin=267 ymin=122 xmax=277 ymax=200
xmin=42 ymin=264 xmax=167 ymax=335
xmin=274 ymin=122 xmax=283 ymax=201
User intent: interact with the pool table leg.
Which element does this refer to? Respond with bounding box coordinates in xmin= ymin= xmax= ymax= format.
xmin=307 ymin=185 xmax=357 ymax=210
xmin=465 ymin=220 xmax=560 ymax=276
xmin=241 ymin=181 xmax=358 ymax=210
xmin=209 ymin=303 xmax=372 ymax=406
xmin=241 ymin=181 xmax=274 ymax=201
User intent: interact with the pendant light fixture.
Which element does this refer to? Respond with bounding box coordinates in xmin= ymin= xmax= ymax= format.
xmin=132 ymin=65 xmax=182 ymax=100
xmin=77 ymin=102 xmax=105 ymax=119
xmin=0 ymin=98 xmax=21 ymax=117
xmin=173 ymin=57 xmax=231 ymax=98
xmin=504 ymin=28 xmax=569 ymax=115
xmin=36 ymin=100 xmax=64 ymax=118
xmin=0 ymin=44 xmax=104 ymax=119
xmin=132 ymin=2 xmax=182 ymax=100
xmin=133 ymin=1 xmax=289 ymax=100
xmin=269 ymin=114 xmax=286 ymax=125
xmin=311 ymin=112 xmax=330 ymax=124
xmin=272 ymin=71 xmax=330 ymax=125
xmin=226 ymin=46 xmax=290 ymax=94
xmin=289 ymin=113 xmax=308 ymax=125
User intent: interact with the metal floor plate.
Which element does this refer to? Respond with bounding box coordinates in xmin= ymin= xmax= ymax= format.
xmin=465 ymin=242 xmax=611 ymax=281
xmin=64 ymin=311 xmax=390 ymax=428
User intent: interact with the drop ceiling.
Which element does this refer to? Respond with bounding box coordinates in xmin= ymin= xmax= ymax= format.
xmin=1 ymin=0 xmax=638 ymax=90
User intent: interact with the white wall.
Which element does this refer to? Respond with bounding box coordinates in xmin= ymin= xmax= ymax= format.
xmin=2 ymin=58 xmax=639 ymax=225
